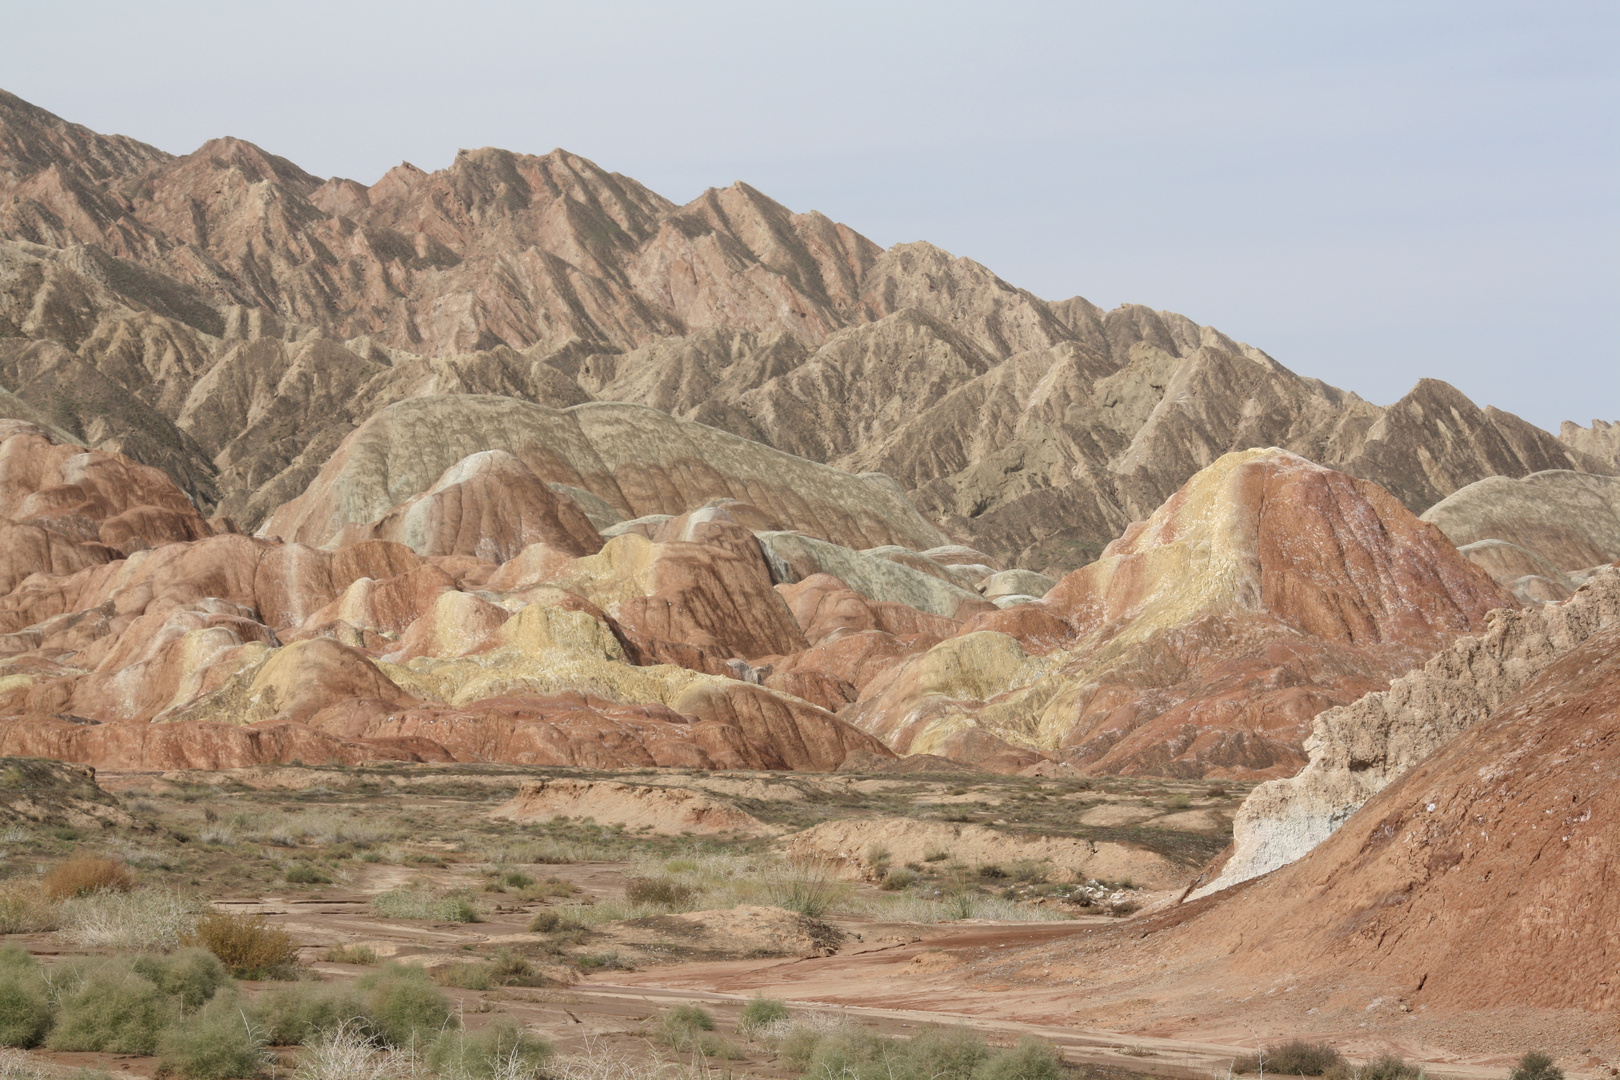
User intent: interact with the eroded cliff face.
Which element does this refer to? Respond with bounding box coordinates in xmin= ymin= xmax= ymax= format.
xmin=1197 ymin=567 xmax=1620 ymax=898
xmin=0 ymin=88 xmax=1611 ymax=571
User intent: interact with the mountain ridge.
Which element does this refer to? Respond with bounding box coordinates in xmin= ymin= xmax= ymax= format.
xmin=0 ymin=87 xmax=1612 ymax=572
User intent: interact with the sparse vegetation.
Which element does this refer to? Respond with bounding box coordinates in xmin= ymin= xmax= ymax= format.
xmin=428 ymin=1017 xmax=553 ymax=1079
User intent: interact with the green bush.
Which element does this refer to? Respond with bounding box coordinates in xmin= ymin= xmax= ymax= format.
xmin=155 ymin=992 xmax=267 ymax=1079
xmin=975 ymin=1037 xmax=1066 ymax=1080
xmin=284 ymin=863 xmax=333 ymax=885
xmin=253 ymin=981 xmax=370 ymax=1046
xmin=656 ymin=1004 xmax=742 ymax=1058
xmin=0 ymin=946 xmax=51 ymax=1048
xmin=131 ymin=949 xmax=232 ymax=1012
xmin=355 ymin=963 xmax=456 ymax=1048
xmin=1511 ymin=1053 xmax=1563 ymax=1080
xmin=427 ymin=1017 xmax=553 ymax=1079
xmin=47 ymin=959 xmax=176 ymax=1054
xmin=737 ymin=995 xmax=788 ymax=1035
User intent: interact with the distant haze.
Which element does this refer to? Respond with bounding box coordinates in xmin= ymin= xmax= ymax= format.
xmin=8 ymin=0 xmax=1616 ymax=431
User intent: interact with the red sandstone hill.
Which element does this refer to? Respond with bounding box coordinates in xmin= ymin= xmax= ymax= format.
xmin=843 ymin=448 xmax=1513 ymax=778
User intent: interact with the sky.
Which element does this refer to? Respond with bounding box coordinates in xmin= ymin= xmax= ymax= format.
xmin=6 ymin=1 xmax=1617 ymax=431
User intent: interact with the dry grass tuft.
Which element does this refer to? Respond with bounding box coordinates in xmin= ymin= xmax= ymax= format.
xmin=0 ymin=881 xmax=56 ymax=935
xmin=59 ymin=889 xmax=201 ymax=951
xmin=41 ymin=856 xmax=133 ymax=901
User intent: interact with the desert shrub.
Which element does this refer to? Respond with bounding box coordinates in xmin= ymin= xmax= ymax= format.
xmin=623 ymin=877 xmax=697 ymax=909
xmin=131 ymin=948 xmax=232 ymax=1011
xmin=528 ymin=910 xmax=566 ymax=933
xmin=574 ymin=952 xmax=632 ymax=972
xmin=922 ymin=848 xmax=949 ymax=863
xmin=59 ymin=888 xmax=201 ymax=950
xmin=284 ymin=863 xmax=333 ymax=885
xmin=185 ymin=911 xmax=299 ymax=978
xmin=253 ymin=981 xmax=370 ymax=1046
xmin=655 ymin=1004 xmax=742 ymax=1059
xmin=1165 ymin=793 xmax=1192 ymax=810
xmin=41 ymin=855 xmax=133 ymax=901
xmin=880 ymin=868 xmax=918 ymax=891
xmin=0 ymin=881 xmax=55 ymax=935
xmin=866 ymin=844 xmax=892 ymax=872
xmin=794 ymin=1024 xmax=1061 ymax=1080
xmin=977 ymin=864 xmax=1007 ymax=880
xmin=321 ymin=943 xmax=379 ymax=965
xmin=433 ymin=963 xmax=494 ymax=991
xmin=1231 ymin=1040 xmax=1344 ymax=1077
xmin=291 ymin=1019 xmax=395 ymax=1080
xmin=974 ymin=1036 xmax=1066 ymax=1080
xmin=371 ymin=884 xmax=483 ymax=923
xmin=1356 ymin=1055 xmax=1426 ymax=1080
xmin=487 ymin=951 xmax=547 ymax=988
xmin=428 ymin=1017 xmax=553 ymax=1079
xmin=767 ymin=858 xmax=849 ymax=919
xmin=355 ymin=963 xmax=455 ymax=1048
xmin=1511 ymin=1053 xmax=1563 ymax=1080
xmin=737 ymin=996 xmax=789 ymax=1035
xmin=47 ymin=959 xmax=176 ymax=1054
xmin=0 ymin=947 xmax=50 ymax=1048
xmin=155 ymin=991 xmax=268 ymax=1079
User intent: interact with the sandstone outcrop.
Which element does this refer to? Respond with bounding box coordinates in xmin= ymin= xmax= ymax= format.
xmin=1420 ymin=470 xmax=1620 ymax=602
xmin=846 ymin=449 xmax=1513 ymax=777
xmin=1198 ymin=567 xmax=1620 ymax=897
xmin=1090 ymin=601 xmax=1620 ymax=1012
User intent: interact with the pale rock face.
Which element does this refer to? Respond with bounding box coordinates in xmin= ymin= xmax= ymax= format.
xmin=261 ymin=395 xmax=944 ymax=554
xmin=1420 ymin=470 xmax=1620 ymax=602
xmin=1197 ymin=568 xmax=1620 ymax=898
xmin=756 ymin=532 xmax=989 ymax=619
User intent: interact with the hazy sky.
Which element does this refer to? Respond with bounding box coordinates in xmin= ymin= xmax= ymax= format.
xmin=8 ymin=1 xmax=1617 ymax=431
